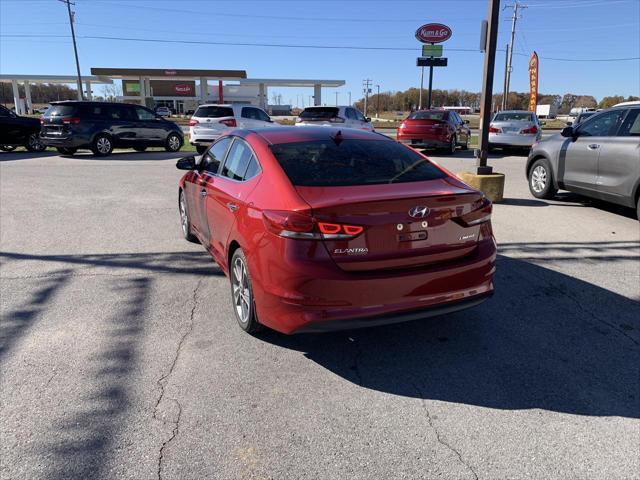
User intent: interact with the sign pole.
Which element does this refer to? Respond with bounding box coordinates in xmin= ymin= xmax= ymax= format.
xmin=476 ymin=0 xmax=500 ymax=175
xmin=419 ymin=66 xmax=424 ymax=109
xmin=427 ymin=65 xmax=434 ymax=109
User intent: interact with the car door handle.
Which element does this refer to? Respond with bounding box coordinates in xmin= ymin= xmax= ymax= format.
xmin=588 ymin=144 xmax=600 ymax=150
xmin=226 ymin=202 xmax=239 ymax=212
xmin=200 ymin=189 xmax=207 ymax=197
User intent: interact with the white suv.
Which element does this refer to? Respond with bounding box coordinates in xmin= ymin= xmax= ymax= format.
xmin=295 ymin=106 xmax=374 ymax=131
xmin=189 ymin=104 xmax=276 ymax=154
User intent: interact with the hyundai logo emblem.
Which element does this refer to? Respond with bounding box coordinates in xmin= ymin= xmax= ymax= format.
xmin=408 ymin=206 xmax=429 ymax=218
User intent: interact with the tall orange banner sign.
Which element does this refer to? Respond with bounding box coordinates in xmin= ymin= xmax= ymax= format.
xmin=528 ymin=52 xmax=539 ymax=112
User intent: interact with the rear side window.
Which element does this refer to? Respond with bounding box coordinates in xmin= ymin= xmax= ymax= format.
xmin=221 ymin=139 xmax=254 ymax=180
xmin=203 ymin=137 xmax=231 ymax=174
xmin=618 ymin=109 xmax=640 ymax=136
xmin=299 ymin=107 xmax=339 ymax=120
xmin=194 ymin=106 xmax=233 ymax=118
xmin=46 ymin=105 xmax=76 ymax=117
xmin=408 ymin=111 xmax=446 ymax=121
xmin=270 ymin=139 xmax=447 ymax=187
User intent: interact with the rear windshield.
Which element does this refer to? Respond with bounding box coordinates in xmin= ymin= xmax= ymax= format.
xmin=270 ymin=139 xmax=447 ymax=187
xmin=493 ymin=112 xmax=534 ymax=122
xmin=299 ymin=107 xmax=339 ymax=120
xmin=45 ymin=105 xmax=76 ymax=117
xmin=194 ymin=106 xmax=233 ymax=118
xmin=408 ymin=111 xmax=447 ymax=120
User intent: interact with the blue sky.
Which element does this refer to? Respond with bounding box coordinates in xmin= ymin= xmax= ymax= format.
xmin=1 ymin=0 xmax=639 ymax=106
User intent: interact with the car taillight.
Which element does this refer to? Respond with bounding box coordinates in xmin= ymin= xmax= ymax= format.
xmin=219 ymin=118 xmax=237 ymax=127
xmin=488 ymin=126 xmax=501 ymax=133
xmin=262 ymin=210 xmax=364 ymax=240
xmin=520 ymin=125 xmax=538 ymax=134
xmin=453 ymin=197 xmax=492 ymax=227
xmin=398 ymin=122 xmax=406 ymax=129
xmin=62 ymin=117 xmax=80 ymax=125
xmin=40 ymin=118 xmax=44 ymax=124
xmin=189 ymin=119 xmax=199 ymax=126
xmin=329 ymin=117 xmax=345 ymax=123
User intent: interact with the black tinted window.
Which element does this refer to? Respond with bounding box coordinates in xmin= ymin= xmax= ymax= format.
xmin=408 ymin=111 xmax=446 ymax=120
xmin=135 ymin=106 xmax=156 ymax=121
xmin=299 ymin=107 xmax=339 ymax=120
xmin=270 ymin=139 xmax=447 ymax=187
xmin=241 ymin=107 xmax=258 ymax=120
xmin=195 ymin=106 xmax=233 ymax=118
xmin=345 ymin=108 xmax=356 ymax=120
xmin=618 ymin=109 xmax=640 ymax=136
xmin=221 ymin=139 xmax=253 ymax=180
xmin=579 ymin=110 xmax=626 ymax=137
xmin=255 ymin=108 xmax=271 ymax=122
xmin=244 ymin=155 xmax=260 ymax=180
xmin=203 ymin=137 xmax=231 ymax=174
xmin=493 ymin=112 xmax=533 ymax=122
xmin=353 ymin=109 xmax=366 ymax=122
xmin=46 ymin=105 xmax=76 ymax=117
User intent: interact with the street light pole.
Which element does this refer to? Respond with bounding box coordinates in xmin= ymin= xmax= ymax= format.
xmin=418 ymin=66 xmax=424 ymax=109
xmin=335 ymin=91 xmax=339 ymax=106
xmin=476 ymin=0 xmax=501 ymax=175
xmin=375 ymin=84 xmax=380 ymax=118
xmin=60 ymin=0 xmax=83 ymax=100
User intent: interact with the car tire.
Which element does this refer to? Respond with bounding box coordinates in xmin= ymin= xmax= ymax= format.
xmin=196 ymin=145 xmax=207 ymax=155
xmin=165 ymin=133 xmax=182 ymax=152
xmin=133 ymin=146 xmax=147 ymax=152
xmin=25 ymin=133 xmax=46 ymax=152
xmin=444 ymin=135 xmax=457 ymax=155
xmin=0 ymin=145 xmax=17 ymax=152
xmin=230 ymin=248 xmax=262 ymax=334
xmin=636 ymin=195 xmax=640 ymax=221
xmin=179 ymin=190 xmax=199 ymax=243
xmin=56 ymin=147 xmax=77 ymax=155
xmin=461 ymin=136 xmax=469 ymax=150
xmin=528 ymin=158 xmax=558 ymax=199
xmin=91 ymin=134 xmax=114 ymax=156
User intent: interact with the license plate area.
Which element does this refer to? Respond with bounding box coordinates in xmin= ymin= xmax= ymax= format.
xmin=398 ymin=231 xmax=427 ymax=242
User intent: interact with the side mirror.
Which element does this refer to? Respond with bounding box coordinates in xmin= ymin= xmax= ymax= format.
xmin=464 ymin=119 xmax=470 ymax=124
xmin=560 ymin=126 xmax=575 ymax=138
xmin=176 ymin=155 xmax=196 ymax=170
xmin=565 ymin=121 xmax=572 ymax=126
xmin=365 ymin=117 xmax=371 ymax=122
xmin=540 ymin=120 xmax=546 ymax=126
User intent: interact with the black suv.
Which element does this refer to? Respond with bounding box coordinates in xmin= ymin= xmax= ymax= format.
xmin=40 ymin=101 xmax=184 ymax=156
xmin=0 ymin=104 xmax=46 ymax=152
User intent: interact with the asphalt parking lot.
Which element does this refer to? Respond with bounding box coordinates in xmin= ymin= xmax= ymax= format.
xmin=1 ymin=149 xmax=639 ymax=480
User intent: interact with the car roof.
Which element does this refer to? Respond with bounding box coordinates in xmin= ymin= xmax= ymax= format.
xmin=196 ymin=104 xmax=234 ymax=108
xmin=495 ymin=110 xmax=534 ymax=113
xmin=244 ymin=126 xmax=390 ymax=145
xmin=50 ymin=101 xmax=142 ymax=107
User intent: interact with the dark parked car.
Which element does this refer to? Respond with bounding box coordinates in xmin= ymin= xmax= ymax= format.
xmin=40 ymin=101 xmax=184 ymax=156
xmin=527 ymin=105 xmax=640 ymax=218
xmin=397 ymin=109 xmax=471 ymax=154
xmin=0 ymin=104 xmax=46 ymax=152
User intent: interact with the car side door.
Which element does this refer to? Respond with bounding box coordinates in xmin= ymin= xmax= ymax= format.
xmin=559 ymin=109 xmax=626 ymax=193
xmin=0 ymin=106 xmax=25 ymax=145
xmin=205 ymin=137 xmax=261 ymax=264
xmin=595 ymin=108 xmax=640 ymax=204
xmin=353 ymin=107 xmax=372 ymax=131
xmin=192 ymin=137 xmax=233 ymax=248
xmin=134 ymin=106 xmax=165 ymax=145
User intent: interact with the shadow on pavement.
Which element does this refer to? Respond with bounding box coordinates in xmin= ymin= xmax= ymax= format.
xmin=551 ymin=192 xmax=638 ymax=219
xmin=257 ymin=251 xmax=640 ymax=418
xmin=57 ymin=151 xmax=187 ymax=161
xmin=0 ymin=151 xmax=59 ymax=162
xmin=499 ymin=198 xmax=549 ymax=207
xmin=42 ymin=277 xmax=151 ymax=480
xmin=0 ymin=269 xmax=71 ymax=361
xmin=0 ymin=250 xmax=223 ymax=276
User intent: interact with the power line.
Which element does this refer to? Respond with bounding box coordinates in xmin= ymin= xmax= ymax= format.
xmin=1 ymin=34 xmax=638 ymax=62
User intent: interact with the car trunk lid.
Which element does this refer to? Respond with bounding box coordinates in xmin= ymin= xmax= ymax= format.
xmin=295 ymin=179 xmax=485 ymax=272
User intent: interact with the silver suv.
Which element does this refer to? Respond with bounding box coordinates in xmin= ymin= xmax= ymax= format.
xmin=526 ymin=105 xmax=640 ymax=219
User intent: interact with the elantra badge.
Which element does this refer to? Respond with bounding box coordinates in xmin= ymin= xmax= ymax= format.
xmin=334 ymin=247 xmax=369 ymax=255
xmin=409 ymin=206 xmax=429 ymax=218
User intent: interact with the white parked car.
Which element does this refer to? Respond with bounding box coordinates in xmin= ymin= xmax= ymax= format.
xmin=295 ymin=106 xmax=374 ymax=131
xmin=488 ymin=110 xmax=542 ymax=152
xmin=155 ymin=106 xmax=172 ymax=117
xmin=189 ymin=104 xmax=276 ymax=154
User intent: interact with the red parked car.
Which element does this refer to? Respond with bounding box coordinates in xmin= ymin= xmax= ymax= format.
xmin=176 ymin=126 xmax=495 ymax=334
xmin=397 ymin=109 xmax=471 ymax=154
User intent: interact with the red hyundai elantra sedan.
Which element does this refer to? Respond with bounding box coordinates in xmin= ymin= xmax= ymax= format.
xmin=176 ymin=126 xmax=495 ymax=334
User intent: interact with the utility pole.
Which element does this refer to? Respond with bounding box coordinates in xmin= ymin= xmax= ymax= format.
xmin=375 ymin=84 xmax=380 ymax=118
xmin=335 ymin=91 xmax=339 ymax=106
xmin=502 ymin=43 xmax=509 ymax=110
xmin=419 ymin=67 xmax=424 ymax=109
xmin=476 ymin=0 xmax=501 ymax=174
xmin=427 ymin=65 xmax=434 ymax=109
xmin=362 ymin=79 xmax=372 ymax=116
xmin=502 ymin=1 xmax=526 ymax=110
xmin=348 ymin=91 xmax=352 ymax=106
xmin=59 ymin=0 xmax=83 ymax=100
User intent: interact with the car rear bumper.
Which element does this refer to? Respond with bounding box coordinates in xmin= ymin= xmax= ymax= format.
xmin=489 ymin=133 xmax=538 ymax=147
xmin=250 ymin=233 xmax=496 ymax=334
xmin=39 ymin=135 xmax=87 ymax=148
xmin=397 ymin=133 xmax=449 ymax=148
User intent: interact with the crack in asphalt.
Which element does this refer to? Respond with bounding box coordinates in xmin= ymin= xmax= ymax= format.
xmin=523 ymin=260 xmax=639 ymax=347
xmin=413 ymin=383 xmax=479 ymax=480
xmin=153 ymin=277 xmax=203 ymax=480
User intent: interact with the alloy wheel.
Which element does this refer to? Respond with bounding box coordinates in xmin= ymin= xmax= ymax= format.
xmin=96 ymin=137 xmax=111 ymax=154
xmin=232 ymin=257 xmax=251 ymax=325
xmin=28 ymin=133 xmax=45 ymax=151
xmin=168 ymin=135 xmax=181 ymax=152
xmin=531 ymin=165 xmax=547 ymax=193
